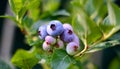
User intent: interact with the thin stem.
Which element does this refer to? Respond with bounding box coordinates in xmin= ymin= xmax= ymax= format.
xmin=104 ymin=28 xmax=118 ymax=40
xmin=74 ymin=45 xmax=88 ymax=57
xmin=93 ymin=27 xmax=118 ymax=46
xmin=74 ymin=27 xmax=119 ymax=57
xmin=74 ymin=39 xmax=88 ymax=57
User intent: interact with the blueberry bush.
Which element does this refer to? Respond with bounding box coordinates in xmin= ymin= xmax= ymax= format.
xmin=1 ymin=0 xmax=120 ymax=69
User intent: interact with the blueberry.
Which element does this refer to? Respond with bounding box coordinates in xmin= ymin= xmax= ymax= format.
xmin=63 ymin=23 xmax=73 ymax=31
xmin=73 ymin=34 xmax=80 ymax=45
xmin=60 ymin=29 xmax=75 ymax=43
xmin=38 ymin=25 xmax=48 ymax=40
xmin=47 ymin=20 xmax=64 ymax=37
xmin=45 ymin=36 xmax=56 ymax=45
xmin=55 ymin=39 xmax=64 ymax=49
xmin=66 ymin=42 xmax=80 ymax=55
xmin=42 ymin=41 xmax=51 ymax=51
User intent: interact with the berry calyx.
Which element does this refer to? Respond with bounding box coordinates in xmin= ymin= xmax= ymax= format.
xmin=60 ymin=29 xmax=74 ymax=43
xmin=68 ymin=30 xmax=73 ymax=35
xmin=50 ymin=24 xmax=56 ymax=30
xmin=47 ymin=20 xmax=64 ymax=37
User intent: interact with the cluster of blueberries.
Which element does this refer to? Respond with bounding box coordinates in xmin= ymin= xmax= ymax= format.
xmin=38 ymin=20 xmax=80 ymax=55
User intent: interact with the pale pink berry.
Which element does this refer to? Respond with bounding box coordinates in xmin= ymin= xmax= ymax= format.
xmin=55 ymin=39 xmax=64 ymax=49
xmin=66 ymin=42 xmax=80 ymax=55
xmin=42 ymin=41 xmax=51 ymax=51
xmin=45 ymin=36 xmax=56 ymax=45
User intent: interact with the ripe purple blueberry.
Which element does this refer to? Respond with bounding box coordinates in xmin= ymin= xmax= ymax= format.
xmin=60 ymin=29 xmax=74 ymax=43
xmin=73 ymin=34 xmax=80 ymax=45
xmin=47 ymin=20 xmax=64 ymax=37
xmin=63 ymin=23 xmax=73 ymax=31
xmin=38 ymin=20 xmax=80 ymax=56
xmin=66 ymin=42 xmax=80 ymax=55
xmin=38 ymin=25 xmax=48 ymax=40
xmin=42 ymin=41 xmax=51 ymax=51
xmin=45 ymin=36 xmax=56 ymax=45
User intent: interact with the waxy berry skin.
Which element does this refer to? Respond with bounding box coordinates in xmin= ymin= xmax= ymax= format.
xmin=45 ymin=36 xmax=56 ymax=45
xmin=39 ymin=20 xmax=80 ymax=56
xmin=66 ymin=42 xmax=80 ymax=55
xmin=60 ymin=29 xmax=75 ymax=43
xmin=73 ymin=34 xmax=80 ymax=45
xmin=42 ymin=41 xmax=51 ymax=51
xmin=47 ymin=20 xmax=64 ymax=37
xmin=63 ymin=23 xmax=73 ymax=31
xmin=38 ymin=25 xmax=48 ymax=40
xmin=55 ymin=39 xmax=64 ymax=49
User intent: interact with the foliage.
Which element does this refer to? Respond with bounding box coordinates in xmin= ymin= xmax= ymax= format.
xmin=0 ymin=0 xmax=120 ymax=69
xmin=0 ymin=59 xmax=11 ymax=69
xmin=11 ymin=49 xmax=39 ymax=69
xmin=51 ymin=49 xmax=75 ymax=69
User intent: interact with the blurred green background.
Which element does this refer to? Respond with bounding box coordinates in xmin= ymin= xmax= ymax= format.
xmin=0 ymin=0 xmax=120 ymax=69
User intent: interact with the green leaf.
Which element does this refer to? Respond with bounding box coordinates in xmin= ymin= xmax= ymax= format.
xmin=23 ymin=16 xmax=33 ymax=27
xmin=9 ymin=0 xmax=27 ymax=20
xmin=11 ymin=49 xmax=39 ymax=69
xmin=68 ymin=61 xmax=83 ymax=69
xmin=27 ymin=0 xmax=41 ymax=21
xmin=86 ymin=39 xmax=120 ymax=53
xmin=43 ymin=0 xmax=60 ymax=13
xmin=109 ymin=31 xmax=120 ymax=40
xmin=26 ymin=0 xmax=40 ymax=9
xmin=85 ymin=0 xmax=96 ymax=15
xmin=9 ymin=0 xmax=18 ymax=14
xmin=22 ymin=16 xmax=34 ymax=35
xmin=99 ymin=16 xmax=114 ymax=35
xmin=18 ymin=7 xmax=27 ymax=20
xmin=71 ymin=0 xmax=87 ymax=8
xmin=0 ymin=59 xmax=11 ymax=69
xmin=73 ymin=0 xmax=107 ymax=23
xmin=109 ymin=58 xmax=120 ymax=69
xmin=72 ymin=5 xmax=102 ymax=45
xmin=52 ymin=10 xmax=70 ymax=16
xmin=39 ymin=0 xmax=60 ymax=18
xmin=0 ymin=15 xmax=17 ymax=23
xmin=51 ymin=49 xmax=76 ymax=69
xmin=28 ymin=8 xmax=40 ymax=21
xmin=9 ymin=0 xmax=25 ymax=15
xmin=26 ymin=35 xmax=43 ymax=47
xmin=107 ymin=0 xmax=120 ymax=30
xmin=96 ymin=0 xmax=120 ymax=41
xmin=79 ymin=0 xmax=88 ymax=6
xmin=85 ymin=0 xmax=107 ymax=23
